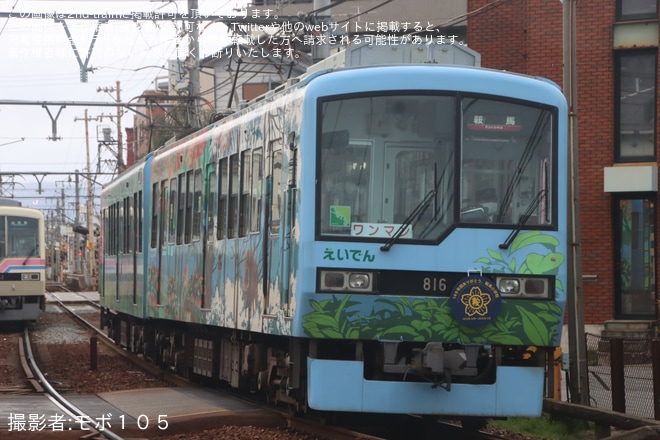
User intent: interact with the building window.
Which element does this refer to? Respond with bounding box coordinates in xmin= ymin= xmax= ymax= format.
xmin=614 ymin=196 xmax=657 ymax=318
xmin=615 ymin=50 xmax=657 ymax=162
xmin=617 ymin=0 xmax=658 ymax=21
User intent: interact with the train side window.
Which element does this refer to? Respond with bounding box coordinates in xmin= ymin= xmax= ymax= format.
xmin=127 ymin=197 xmax=134 ymax=253
xmin=239 ymin=150 xmax=251 ymax=237
xmin=0 ymin=216 xmax=5 ymax=257
xmin=228 ymin=154 xmax=239 ymax=238
xmin=193 ymin=168 xmax=202 ymax=241
xmin=108 ymin=205 xmax=112 ymax=256
xmin=185 ymin=170 xmax=193 ymax=244
xmin=151 ymin=183 xmax=159 ymax=248
xmin=100 ymin=210 xmax=106 ymax=259
xmin=207 ymin=167 xmax=216 ymax=240
xmin=251 ymin=147 xmax=263 ymax=233
xmin=115 ymin=203 xmax=120 ymax=255
xmin=271 ymin=148 xmax=283 ymax=235
xmin=114 ymin=203 xmax=119 ymax=255
xmin=121 ymin=199 xmax=126 ymax=253
xmin=109 ymin=205 xmax=114 ymax=256
xmin=118 ymin=200 xmax=125 ymax=253
xmin=136 ymin=191 xmax=143 ymax=252
xmin=177 ymin=173 xmax=185 ymax=245
xmin=132 ymin=195 xmax=138 ymax=252
xmin=169 ymin=178 xmax=177 ymax=244
xmin=160 ymin=180 xmax=168 ymax=246
xmin=108 ymin=203 xmax=119 ymax=255
xmin=218 ymin=158 xmax=228 ymax=240
xmin=114 ymin=204 xmax=118 ymax=254
xmin=101 ymin=208 xmax=110 ymax=257
xmin=120 ymin=199 xmax=125 ymax=253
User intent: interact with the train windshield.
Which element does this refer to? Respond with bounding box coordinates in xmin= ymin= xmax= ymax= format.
xmin=318 ymin=93 xmax=555 ymax=242
xmin=0 ymin=216 xmax=40 ymax=258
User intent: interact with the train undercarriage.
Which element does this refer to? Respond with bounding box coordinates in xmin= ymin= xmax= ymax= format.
xmin=101 ymin=308 xmax=547 ymax=421
xmin=0 ymin=295 xmax=44 ymax=321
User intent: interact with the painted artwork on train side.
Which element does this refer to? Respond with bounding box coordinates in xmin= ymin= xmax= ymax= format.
xmin=145 ymin=89 xmax=306 ymax=337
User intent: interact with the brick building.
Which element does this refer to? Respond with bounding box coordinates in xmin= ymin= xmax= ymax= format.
xmin=468 ymin=0 xmax=659 ymax=327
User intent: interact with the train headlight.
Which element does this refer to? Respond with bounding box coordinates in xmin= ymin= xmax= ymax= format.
xmin=496 ymin=276 xmax=551 ymax=298
xmin=348 ymin=273 xmax=370 ymax=289
xmin=319 ymin=270 xmax=375 ymax=293
xmin=323 ymin=272 xmax=345 ymax=288
xmin=497 ymin=278 xmax=520 ymax=295
xmin=21 ymin=273 xmax=41 ymax=281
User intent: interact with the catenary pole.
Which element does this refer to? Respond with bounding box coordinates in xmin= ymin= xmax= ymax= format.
xmin=563 ymin=0 xmax=589 ymax=405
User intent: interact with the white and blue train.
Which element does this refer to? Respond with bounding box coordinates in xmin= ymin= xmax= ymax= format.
xmin=0 ymin=199 xmax=46 ymax=322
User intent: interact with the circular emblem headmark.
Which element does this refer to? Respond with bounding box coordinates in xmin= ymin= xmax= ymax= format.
xmin=449 ymin=275 xmax=502 ymax=328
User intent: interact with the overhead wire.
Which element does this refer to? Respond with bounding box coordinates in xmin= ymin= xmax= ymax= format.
xmin=0 ymin=0 xmax=20 ymax=39
xmin=422 ymin=0 xmax=512 ymax=31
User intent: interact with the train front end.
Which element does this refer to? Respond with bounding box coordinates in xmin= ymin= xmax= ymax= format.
xmin=294 ymin=65 xmax=569 ymax=419
xmin=0 ymin=204 xmax=46 ymax=322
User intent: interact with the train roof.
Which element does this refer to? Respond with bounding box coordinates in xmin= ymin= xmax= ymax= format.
xmin=0 ymin=198 xmax=22 ymax=207
xmin=0 ymin=204 xmax=44 ymax=218
xmin=299 ymin=64 xmax=566 ymax=107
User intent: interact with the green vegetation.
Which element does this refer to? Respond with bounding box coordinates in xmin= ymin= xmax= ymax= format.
xmin=488 ymin=414 xmax=595 ymax=440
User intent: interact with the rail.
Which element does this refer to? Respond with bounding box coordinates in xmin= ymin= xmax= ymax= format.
xmin=22 ymin=327 xmax=124 ymax=440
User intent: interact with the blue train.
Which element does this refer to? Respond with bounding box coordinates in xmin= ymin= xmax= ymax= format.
xmin=100 ymin=64 xmax=568 ymax=424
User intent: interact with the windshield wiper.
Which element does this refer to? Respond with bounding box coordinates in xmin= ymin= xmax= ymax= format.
xmin=499 ymin=189 xmax=547 ymax=250
xmin=495 ymin=112 xmax=549 ymax=223
xmin=381 ymin=189 xmax=436 ymax=252
xmin=22 ymin=246 xmax=36 ymax=265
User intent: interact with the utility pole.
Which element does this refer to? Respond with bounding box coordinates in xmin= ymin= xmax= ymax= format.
xmin=59 ymin=188 xmax=66 ymax=281
xmin=187 ymin=0 xmax=201 ymax=129
xmin=97 ymin=82 xmax=125 ymax=173
xmin=83 ymin=110 xmax=96 ymax=289
xmin=74 ymin=110 xmax=99 ymax=290
xmin=563 ymin=0 xmax=589 ymax=405
xmin=312 ymin=0 xmax=332 ymax=63
xmin=74 ymin=171 xmax=81 ymax=274
xmin=116 ymin=81 xmax=124 ymax=173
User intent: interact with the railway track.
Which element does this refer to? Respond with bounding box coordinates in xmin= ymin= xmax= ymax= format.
xmin=20 ymin=292 xmax=384 ymax=439
xmin=17 ymin=290 xmax=513 ymax=440
xmin=17 ymin=299 xmax=653 ymax=440
xmin=19 ymin=326 xmax=122 ymax=440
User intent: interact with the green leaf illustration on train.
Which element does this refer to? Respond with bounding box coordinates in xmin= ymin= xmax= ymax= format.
xmin=302 ymin=231 xmax=565 ymax=347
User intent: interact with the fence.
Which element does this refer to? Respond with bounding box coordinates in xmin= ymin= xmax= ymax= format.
xmin=585 ymin=333 xmax=659 ymax=420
